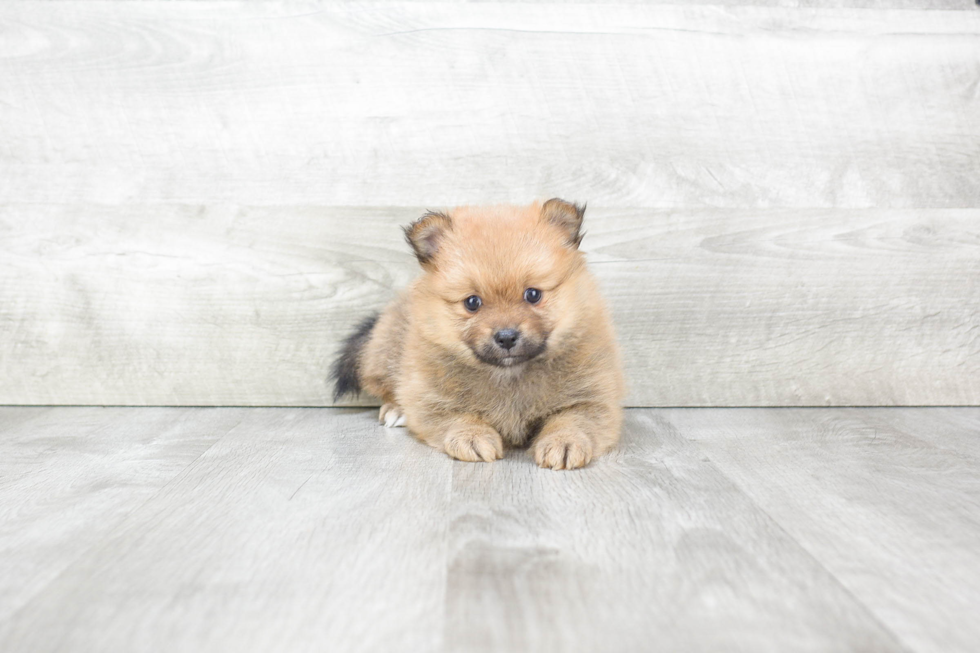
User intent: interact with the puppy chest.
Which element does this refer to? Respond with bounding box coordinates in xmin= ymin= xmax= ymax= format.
xmin=467 ymin=380 xmax=560 ymax=446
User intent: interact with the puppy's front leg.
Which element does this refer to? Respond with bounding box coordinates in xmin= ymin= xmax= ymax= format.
xmin=532 ymin=402 xmax=621 ymax=470
xmin=410 ymin=412 xmax=504 ymax=463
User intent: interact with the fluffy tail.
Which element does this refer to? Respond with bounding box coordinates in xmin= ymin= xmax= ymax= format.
xmin=330 ymin=313 xmax=379 ymax=401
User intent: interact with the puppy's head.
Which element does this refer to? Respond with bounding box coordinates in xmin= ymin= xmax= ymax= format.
xmin=405 ymin=199 xmax=590 ymax=369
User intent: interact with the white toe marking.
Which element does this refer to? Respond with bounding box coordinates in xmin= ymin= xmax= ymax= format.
xmin=384 ymin=408 xmax=405 ymax=428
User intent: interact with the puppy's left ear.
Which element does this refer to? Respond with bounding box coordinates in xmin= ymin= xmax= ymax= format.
xmin=541 ymin=198 xmax=586 ymax=248
xmin=404 ymin=210 xmax=453 ymax=268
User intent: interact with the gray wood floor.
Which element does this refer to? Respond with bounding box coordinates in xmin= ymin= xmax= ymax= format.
xmin=1 ymin=407 xmax=977 ymax=652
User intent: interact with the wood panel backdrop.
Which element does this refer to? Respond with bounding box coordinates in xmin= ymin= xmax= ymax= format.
xmin=1 ymin=1 xmax=978 ymax=406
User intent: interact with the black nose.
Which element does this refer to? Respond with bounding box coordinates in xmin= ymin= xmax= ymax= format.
xmin=494 ymin=328 xmax=520 ymax=351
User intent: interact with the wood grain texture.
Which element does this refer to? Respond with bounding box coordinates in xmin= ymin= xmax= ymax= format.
xmin=2 ymin=204 xmax=978 ymax=406
xmin=1 ymin=2 xmax=978 ymax=208
xmin=0 ymin=406 xmax=241 ymax=616
xmin=0 ymin=408 xmax=455 ymax=653
xmin=0 ymin=407 xmax=921 ymax=652
xmin=443 ymin=410 xmax=907 ymax=652
xmin=666 ymin=407 xmax=980 ymax=653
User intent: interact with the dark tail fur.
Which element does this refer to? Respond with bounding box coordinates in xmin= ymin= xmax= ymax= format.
xmin=330 ymin=313 xmax=379 ymax=401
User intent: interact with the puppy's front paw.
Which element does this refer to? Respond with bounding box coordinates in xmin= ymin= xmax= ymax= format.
xmin=533 ymin=430 xmax=594 ymax=470
xmin=379 ymin=403 xmax=407 ymax=428
xmin=444 ymin=426 xmax=504 ymax=463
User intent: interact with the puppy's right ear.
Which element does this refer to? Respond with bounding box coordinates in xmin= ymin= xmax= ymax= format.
xmin=541 ymin=198 xmax=586 ymax=248
xmin=404 ymin=210 xmax=453 ymax=268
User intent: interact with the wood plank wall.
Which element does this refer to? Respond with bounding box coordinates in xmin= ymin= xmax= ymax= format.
xmin=1 ymin=2 xmax=978 ymax=406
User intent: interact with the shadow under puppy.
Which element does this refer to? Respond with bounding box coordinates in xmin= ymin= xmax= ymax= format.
xmin=332 ymin=199 xmax=624 ymax=470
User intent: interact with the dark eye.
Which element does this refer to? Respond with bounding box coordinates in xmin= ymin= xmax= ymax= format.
xmin=464 ymin=295 xmax=482 ymax=312
xmin=524 ymin=288 xmax=542 ymax=304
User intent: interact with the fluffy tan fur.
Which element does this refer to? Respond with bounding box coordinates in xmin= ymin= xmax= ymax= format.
xmin=356 ymin=199 xmax=624 ymax=470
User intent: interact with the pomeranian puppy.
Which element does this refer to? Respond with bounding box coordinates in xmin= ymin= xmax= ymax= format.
xmin=331 ymin=199 xmax=624 ymax=470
